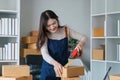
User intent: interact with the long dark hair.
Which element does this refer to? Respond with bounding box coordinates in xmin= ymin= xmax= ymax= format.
xmin=37 ymin=10 xmax=60 ymax=50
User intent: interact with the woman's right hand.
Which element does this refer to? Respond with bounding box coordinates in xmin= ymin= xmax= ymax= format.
xmin=51 ymin=60 xmax=63 ymax=77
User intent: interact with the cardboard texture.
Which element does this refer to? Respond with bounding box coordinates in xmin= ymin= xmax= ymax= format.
xmin=0 ymin=75 xmax=32 ymax=80
xmin=28 ymin=43 xmax=37 ymax=49
xmin=20 ymin=48 xmax=41 ymax=57
xmin=61 ymin=77 xmax=80 ymax=80
xmin=2 ymin=65 xmax=30 ymax=77
xmin=30 ymin=30 xmax=38 ymax=36
xmin=110 ymin=74 xmax=120 ymax=80
xmin=92 ymin=49 xmax=105 ymax=60
xmin=93 ymin=28 xmax=104 ymax=37
xmin=21 ymin=36 xmax=37 ymax=44
xmin=60 ymin=66 xmax=84 ymax=78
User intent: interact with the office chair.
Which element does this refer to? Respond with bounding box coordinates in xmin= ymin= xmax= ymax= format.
xmin=25 ymin=55 xmax=43 ymax=80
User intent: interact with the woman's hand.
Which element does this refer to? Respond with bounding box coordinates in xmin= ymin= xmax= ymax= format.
xmin=51 ymin=60 xmax=63 ymax=77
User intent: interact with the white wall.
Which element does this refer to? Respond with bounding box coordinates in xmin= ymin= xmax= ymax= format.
xmin=20 ymin=0 xmax=90 ymax=69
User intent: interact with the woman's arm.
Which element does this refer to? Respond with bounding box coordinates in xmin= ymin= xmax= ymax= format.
xmin=68 ymin=27 xmax=87 ymax=51
xmin=41 ymin=40 xmax=63 ymax=76
xmin=41 ymin=40 xmax=54 ymax=64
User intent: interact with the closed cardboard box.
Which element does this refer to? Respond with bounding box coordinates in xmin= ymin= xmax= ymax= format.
xmin=92 ymin=49 xmax=105 ymax=60
xmin=60 ymin=66 xmax=84 ymax=78
xmin=2 ymin=65 xmax=30 ymax=77
xmin=21 ymin=36 xmax=37 ymax=44
xmin=93 ymin=28 xmax=104 ymax=37
xmin=30 ymin=30 xmax=38 ymax=36
xmin=61 ymin=77 xmax=80 ymax=80
xmin=110 ymin=74 xmax=120 ymax=80
xmin=20 ymin=48 xmax=41 ymax=57
xmin=0 ymin=75 xmax=32 ymax=80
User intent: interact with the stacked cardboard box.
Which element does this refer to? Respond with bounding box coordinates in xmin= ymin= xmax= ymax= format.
xmin=0 ymin=76 xmax=32 ymax=80
xmin=92 ymin=44 xmax=105 ymax=60
xmin=0 ymin=65 xmax=32 ymax=80
xmin=21 ymin=30 xmax=41 ymax=57
xmin=61 ymin=66 xmax=84 ymax=80
xmin=92 ymin=49 xmax=104 ymax=60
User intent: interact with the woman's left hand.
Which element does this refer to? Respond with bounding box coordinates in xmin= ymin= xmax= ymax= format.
xmin=51 ymin=60 xmax=63 ymax=77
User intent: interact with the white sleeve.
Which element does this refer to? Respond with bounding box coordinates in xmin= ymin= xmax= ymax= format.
xmin=41 ymin=40 xmax=55 ymax=64
xmin=68 ymin=27 xmax=87 ymax=43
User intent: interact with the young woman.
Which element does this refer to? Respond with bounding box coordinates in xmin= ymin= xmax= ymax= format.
xmin=37 ymin=10 xmax=87 ymax=80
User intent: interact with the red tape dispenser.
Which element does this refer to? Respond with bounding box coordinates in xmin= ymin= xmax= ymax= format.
xmin=69 ymin=49 xmax=82 ymax=59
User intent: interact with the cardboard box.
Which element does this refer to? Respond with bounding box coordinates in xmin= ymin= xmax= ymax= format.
xmin=0 ymin=75 xmax=32 ymax=80
xmin=28 ymin=43 xmax=37 ymax=49
xmin=20 ymin=48 xmax=41 ymax=57
xmin=60 ymin=66 xmax=84 ymax=78
xmin=110 ymin=74 xmax=120 ymax=80
xmin=2 ymin=65 xmax=30 ymax=77
xmin=100 ymin=44 xmax=105 ymax=55
xmin=92 ymin=49 xmax=105 ymax=60
xmin=21 ymin=36 xmax=37 ymax=44
xmin=30 ymin=30 xmax=38 ymax=36
xmin=100 ymin=44 xmax=105 ymax=50
xmin=93 ymin=28 xmax=104 ymax=37
xmin=61 ymin=77 xmax=80 ymax=80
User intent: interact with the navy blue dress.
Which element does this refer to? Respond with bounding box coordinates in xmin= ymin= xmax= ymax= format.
xmin=40 ymin=30 xmax=69 ymax=80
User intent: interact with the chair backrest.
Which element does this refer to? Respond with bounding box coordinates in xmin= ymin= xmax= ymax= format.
xmin=25 ymin=55 xmax=43 ymax=65
xmin=25 ymin=55 xmax=43 ymax=80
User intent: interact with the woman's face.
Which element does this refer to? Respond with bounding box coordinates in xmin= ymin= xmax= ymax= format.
xmin=46 ymin=18 xmax=58 ymax=33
